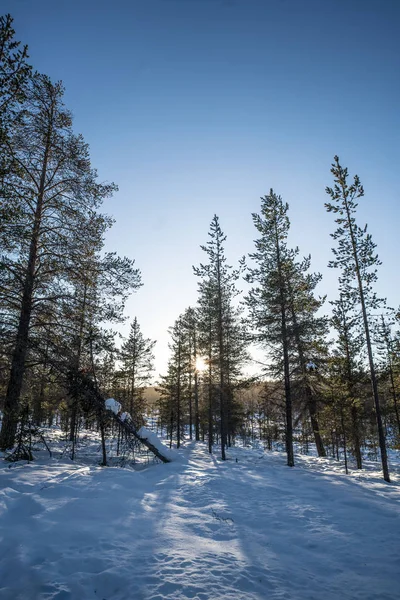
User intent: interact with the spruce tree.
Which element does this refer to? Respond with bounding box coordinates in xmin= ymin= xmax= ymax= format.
xmin=158 ymin=316 xmax=190 ymax=448
xmin=194 ymin=215 xmax=247 ymax=460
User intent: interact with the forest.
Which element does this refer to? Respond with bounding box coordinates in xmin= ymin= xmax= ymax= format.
xmin=1 ymin=13 xmax=399 ymax=486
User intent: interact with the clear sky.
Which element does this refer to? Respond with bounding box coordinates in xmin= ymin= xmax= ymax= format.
xmin=4 ymin=0 xmax=400 ymax=377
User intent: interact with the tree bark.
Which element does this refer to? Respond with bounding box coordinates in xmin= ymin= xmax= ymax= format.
xmin=343 ymin=197 xmax=390 ymax=482
xmin=0 ymin=116 xmax=52 ymax=450
xmin=308 ymin=395 xmax=326 ymax=457
xmin=274 ymin=219 xmax=294 ymax=467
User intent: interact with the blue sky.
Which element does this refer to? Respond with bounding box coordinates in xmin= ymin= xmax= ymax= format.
xmin=5 ymin=0 xmax=400 ymax=376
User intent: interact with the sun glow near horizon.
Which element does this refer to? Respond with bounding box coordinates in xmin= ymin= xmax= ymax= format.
xmin=195 ymin=356 xmax=208 ymax=372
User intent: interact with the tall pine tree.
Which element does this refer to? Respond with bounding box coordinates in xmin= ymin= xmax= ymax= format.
xmin=325 ymin=156 xmax=390 ymax=482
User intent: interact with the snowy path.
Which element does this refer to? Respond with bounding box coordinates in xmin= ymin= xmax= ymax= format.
xmin=0 ymin=443 xmax=399 ymax=600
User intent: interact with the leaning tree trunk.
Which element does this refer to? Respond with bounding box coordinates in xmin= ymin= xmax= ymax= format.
xmin=344 ymin=197 xmax=390 ymax=482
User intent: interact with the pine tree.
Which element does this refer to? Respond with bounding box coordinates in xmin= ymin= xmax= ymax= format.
xmin=325 ymin=156 xmax=390 ymax=482
xmin=0 ymin=75 xmax=117 ymax=449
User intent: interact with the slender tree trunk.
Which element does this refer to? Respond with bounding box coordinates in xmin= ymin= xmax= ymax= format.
xmin=282 ymin=334 xmax=294 ymax=467
xmin=351 ymin=404 xmax=362 ymax=469
xmin=274 ymin=221 xmax=294 ymax=467
xmin=343 ymin=197 xmax=390 ymax=482
xmin=207 ymin=317 xmax=213 ymax=454
xmin=69 ymin=279 xmax=88 ymax=441
xmin=99 ymin=417 xmax=107 ymax=466
xmin=192 ymin=329 xmax=200 ymax=441
xmin=169 ymin=404 xmax=173 ymax=448
xmin=176 ymin=333 xmax=182 ymax=449
xmin=340 ymin=404 xmax=348 ymax=474
xmin=188 ymin=336 xmax=193 ymax=440
xmin=361 ymin=303 xmax=389 ymax=480
xmin=130 ymin=368 xmax=136 ymax=422
xmin=308 ymin=395 xmax=325 ymax=457
xmin=208 ymin=382 xmax=213 ymax=454
xmin=340 ymin=307 xmax=362 ymax=469
xmin=33 ymin=342 xmax=48 ymax=426
xmin=194 ymin=370 xmax=200 ymax=441
xmin=0 ymin=119 xmax=52 ymax=450
xmin=216 ymin=245 xmax=226 ymax=460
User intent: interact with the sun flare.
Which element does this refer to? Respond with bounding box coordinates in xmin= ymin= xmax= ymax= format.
xmin=195 ymin=356 xmax=207 ymax=372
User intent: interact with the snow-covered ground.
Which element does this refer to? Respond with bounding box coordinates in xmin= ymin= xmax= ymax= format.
xmin=0 ymin=440 xmax=399 ymax=600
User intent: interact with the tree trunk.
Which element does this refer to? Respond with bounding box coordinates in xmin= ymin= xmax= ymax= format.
xmin=275 ymin=221 xmax=294 ymax=467
xmin=351 ymin=404 xmax=362 ymax=469
xmin=216 ymin=243 xmax=226 ymax=461
xmin=308 ymin=395 xmax=326 ymax=457
xmin=340 ymin=404 xmax=348 ymax=475
xmin=193 ymin=329 xmax=200 ymax=441
xmin=344 ymin=196 xmax=390 ymax=482
xmin=194 ymin=370 xmax=200 ymax=441
xmin=208 ymin=381 xmax=213 ymax=454
xmin=0 ymin=119 xmax=52 ymax=450
xmin=176 ymin=334 xmax=182 ymax=449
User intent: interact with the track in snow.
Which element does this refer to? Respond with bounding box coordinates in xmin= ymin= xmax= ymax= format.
xmin=0 ymin=442 xmax=399 ymax=600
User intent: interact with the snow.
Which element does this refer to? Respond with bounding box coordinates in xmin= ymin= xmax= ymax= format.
xmin=306 ymin=361 xmax=317 ymax=371
xmin=104 ymin=397 xmax=121 ymax=415
xmin=120 ymin=411 xmax=131 ymax=422
xmin=137 ymin=426 xmax=176 ymax=461
xmin=0 ymin=441 xmax=399 ymax=600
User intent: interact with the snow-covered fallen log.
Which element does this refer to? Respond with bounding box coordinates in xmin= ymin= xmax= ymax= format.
xmin=137 ymin=427 xmax=176 ymax=462
xmin=105 ymin=399 xmax=172 ymax=463
xmin=113 ymin=415 xmax=172 ymax=463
